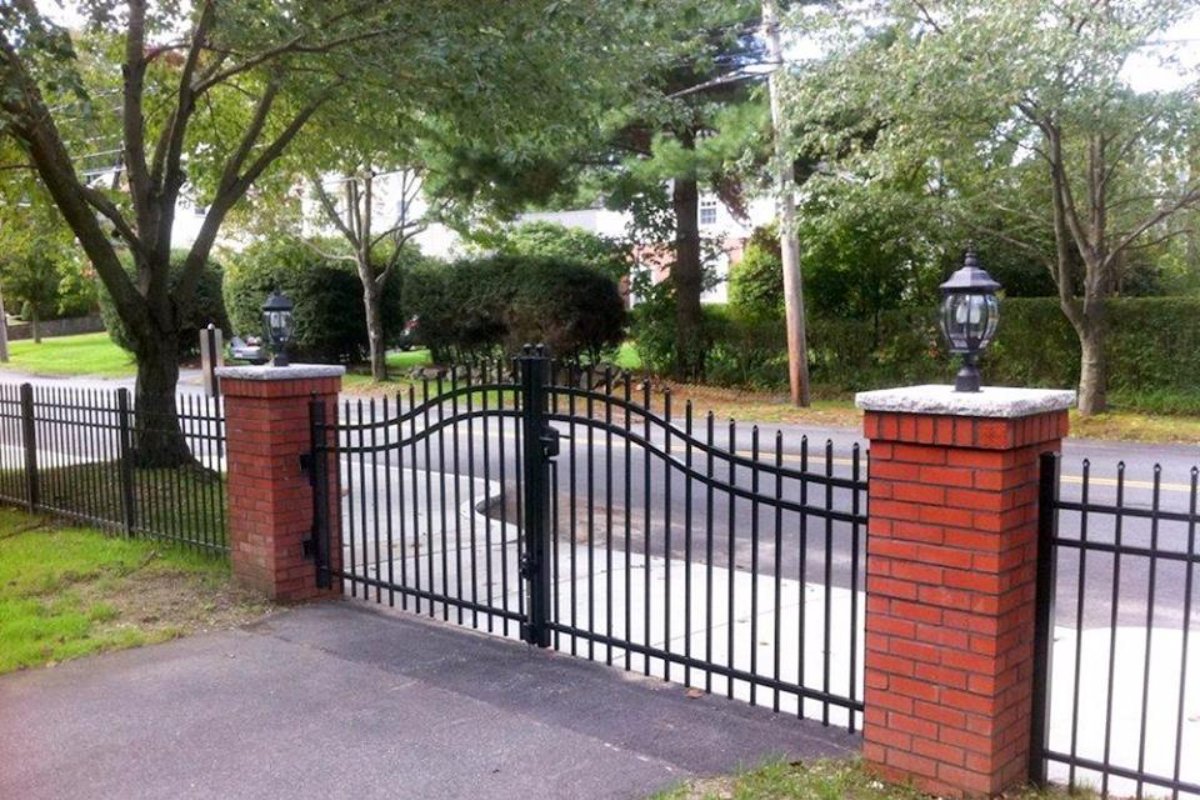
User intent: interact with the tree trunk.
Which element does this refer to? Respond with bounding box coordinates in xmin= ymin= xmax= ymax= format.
xmin=364 ymin=281 xmax=388 ymax=382
xmin=132 ymin=329 xmax=195 ymax=467
xmin=672 ymin=172 xmax=705 ymax=380
xmin=0 ymin=289 xmax=8 ymax=362
xmin=31 ymin=309 xmax=40 ymax=344
xmin=1076 ymin=319 xmax=1108 ymax=416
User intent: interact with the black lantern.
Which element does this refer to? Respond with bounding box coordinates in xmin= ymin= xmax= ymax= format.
xmin=261 ymin=290 xmax=295 ymax=367
xmin=939 ymin=249 xmax=1000 ymax=393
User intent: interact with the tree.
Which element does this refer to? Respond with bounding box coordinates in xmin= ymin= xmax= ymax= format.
xmin=0 ymin=1 xmax=663 ymax=463
xmin=790 ymin=0 xmax=1200 ymax=414
xmin=611 ymin=5 xmax=771 ymax=380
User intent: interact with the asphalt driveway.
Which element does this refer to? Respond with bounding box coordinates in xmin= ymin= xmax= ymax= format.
xmin=0 ymin=601 xmax=856 ymax=800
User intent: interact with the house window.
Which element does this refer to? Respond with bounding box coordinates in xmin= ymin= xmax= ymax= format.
xmin=699 ymin=198 xmax=718 ymax=226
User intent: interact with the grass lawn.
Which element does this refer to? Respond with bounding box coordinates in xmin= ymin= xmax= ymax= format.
xmin=653 ymin=758 xmax=1089 ymax=800
xmin=1 ymin=331 xmax=135 ymax=378
xmin=0 ymin=506 xmax=269 ymax=674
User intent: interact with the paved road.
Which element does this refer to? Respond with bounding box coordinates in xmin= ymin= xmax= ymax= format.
xmin=0 ymin=602 xmax=855 ymax=800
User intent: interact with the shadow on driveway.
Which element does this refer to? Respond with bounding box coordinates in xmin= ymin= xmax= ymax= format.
xmin=0 ymin=601 xmax=857 ymax=800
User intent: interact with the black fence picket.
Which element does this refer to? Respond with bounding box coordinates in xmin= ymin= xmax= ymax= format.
xmin=0 ymin=382 xmax=227 ymax=554
xmin=1033 ymin=452 xmax=1200 ymax=800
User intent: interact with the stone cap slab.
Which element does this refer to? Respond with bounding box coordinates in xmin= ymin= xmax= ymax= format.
xmin=855 ymin=384 xmax=1075 ymax=419
xmin=216 ymin=364 xmax=346 ymax=381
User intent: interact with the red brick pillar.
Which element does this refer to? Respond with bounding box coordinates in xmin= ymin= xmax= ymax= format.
xmin=856 ymin=385 xmax=1074 ymax=798
xmin=217 ymin=365 xmax=344 ymax=602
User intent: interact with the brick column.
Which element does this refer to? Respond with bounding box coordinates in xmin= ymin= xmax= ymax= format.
xmin=856 ymin=385 xmax=1074 ymax=798
xmin=217 ymin=364 xmax=344 ymax=602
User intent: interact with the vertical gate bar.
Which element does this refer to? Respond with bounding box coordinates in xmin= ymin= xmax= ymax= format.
xmin=19 ymin=383 xmax=38 ymax=512
xmin=344 ymin=401 xmax=357 ymax=597
xmin=822 ymin=439 xmax=834 ymax=726
xmin=727 ymin=419 xmax=737 ymax=699
xmin=382 ymin=396 xmax=395 ymax=607
xmin=309 ymin=396 xmax=331 ymax=589
xmin=519 ymin=346 xmax=551 ymax=648
xmin=624 ymin=374 xmax=633 ymax=671
xmin=849 ymin=443 xmax=862 ymax=733
xmin=452 ymin=369 xmax=464 ymax=623
xmin=684 ymin=401 xmax=694 ymax=687
xmin=436 ymin=374 xmax=449 ymax=621
xmin=370 ymin=399 xmax=381 ymax=604
xmin=497 ymin=364 xmax=509 ymax=634
xmin=551 ymin=454 xmax=560 ymax=648
xmin=643 ymin=380 xmax=653 ymax=677
xmin=605 ymin=369 xmax=614 ymax=666
xmin=587 ymin=366 xmax=596 ymax=660
xmin=568 ymin=378 xmax=577 ymax=654
xmin=1068 ymin=459 xmax=1091 ymax=787
xmin=1030 ymin=450 xmax=1061 ymax=785
xmin=410 ymin=384 xmax=422 ymax=615
xmin=396 ymin=393 xmax=408 ymax=610
xmin=358 ymin=400 xmax=370 ymax=599
xmin=772 ymin=431 xmax=784 ymax=712
xmin=798 ymin=435 xmax=809 ymax=719
xmin=1135 ymin=466 xmax=1163 ymax=800
xmin=513 ymin=359 xmax=525 ymax=623
xmin=1171 ymin=467 xmax=1198 ymax=799
xmin=466 ymin=370 xmax=478 ymax=626
xmin=1102 ymin=461 xmax=1127 ymax=795
xmin=662 ymin=389 xmax=672 ymax=681
xmin=705 ymin=412 xmax=715 ymax=694
xmin=750 ymin=426 xmax=760 ymax=705
xmin=481 ymin=369 xmax=493 ymax=630
xmin=422 ymin=377 xmax=435 ymax=617
xmin=117 ymin=388 xmax=135 ymax=536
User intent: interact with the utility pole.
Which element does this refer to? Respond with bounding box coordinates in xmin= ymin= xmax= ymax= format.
xmin=763 ymin=0 xmax=810 ymax=406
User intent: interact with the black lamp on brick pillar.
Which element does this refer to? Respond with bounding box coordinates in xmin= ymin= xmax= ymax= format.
xmin=939 ymin=248 xmax=1001 ymax=392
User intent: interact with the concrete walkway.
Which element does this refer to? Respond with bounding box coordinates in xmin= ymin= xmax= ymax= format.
xmin=0 ymin=602 xmax=856 ymax=800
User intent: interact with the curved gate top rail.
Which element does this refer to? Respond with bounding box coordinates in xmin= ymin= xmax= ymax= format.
xmin=310 ymin=346 xmax=869 ymax=731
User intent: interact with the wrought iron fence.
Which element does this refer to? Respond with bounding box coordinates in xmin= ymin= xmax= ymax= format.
xmin=312 ymin=349 xmax=869 ymax=730
xmin=1033 ymin=452 xmax=1199 ymax=800
xmin=0 ymin=382 xmax=227 ymax=553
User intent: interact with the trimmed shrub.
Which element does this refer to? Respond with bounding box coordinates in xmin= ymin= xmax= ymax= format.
xmin=495 ymin=221 xmax=630 ymax=283
xmin=728 ymin=224 xmax=783 ymax=321
xmin=679 ymin=296 xmax=1200 ymax=412
xmin=223 ymin=237 xmax=403 ymax=364
xmin=404 ymin=254 xmax=625 ymax=365
xmin=98 ymin=251 xmax=231 ymax=359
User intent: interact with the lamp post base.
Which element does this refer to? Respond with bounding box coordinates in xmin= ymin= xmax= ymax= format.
xmin=954 ymin=355 xmax=981 ymax=392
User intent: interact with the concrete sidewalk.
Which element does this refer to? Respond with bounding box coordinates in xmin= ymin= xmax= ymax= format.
xmin=0 ymin=602 xmax=856 ymax=800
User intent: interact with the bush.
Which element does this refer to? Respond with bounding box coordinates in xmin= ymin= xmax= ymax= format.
xmin=223 ymin=237 xmax=404 ymax=364
xmin=404 ymin=254 xmax=625 ymax=365
xmin=728 ymin=224 xmax=784 ymax=320
xmin=99 ymin=251 xmax=231 ymax=359
xmin=684 ymin=296 xmax=1200 ymax=412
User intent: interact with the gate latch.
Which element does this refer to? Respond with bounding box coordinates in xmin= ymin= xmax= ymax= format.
xmin=540 ymin=426 xmax=560 ymax=458
xmin=519 ymin=553 xmax=536 ymax=579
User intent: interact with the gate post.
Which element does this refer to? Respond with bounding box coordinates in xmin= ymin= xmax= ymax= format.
xmin=216 ymin=364 xmax=344 ymax=602
xmin=19 ymin=382 xmax=38 ymax=512
xmin=856 ymin=385 xmax=1074 ymax=798
xmin=518 ymin=344 xmax=554 ymax=647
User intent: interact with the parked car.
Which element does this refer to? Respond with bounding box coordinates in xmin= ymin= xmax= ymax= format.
xmin=228 ymin=335 xmax=268 ymax=365
xmin=397 ymin=315 xmax=420 ymax=351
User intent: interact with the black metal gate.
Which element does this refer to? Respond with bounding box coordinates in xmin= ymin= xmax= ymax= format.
xmin=310 ymin=347 xmax=868 ymax=729
xmin=1032 ymin=452 xmax=1199 ymax=799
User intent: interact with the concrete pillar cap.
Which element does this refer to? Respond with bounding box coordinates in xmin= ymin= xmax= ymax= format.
xmin=855 ymin=384 xmax=1075 ymax=419
xmin=216 ymin=364 xmax=346 ymax=381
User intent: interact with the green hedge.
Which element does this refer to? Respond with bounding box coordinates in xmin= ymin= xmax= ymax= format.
xmin=223 ymin=238 xmax=404 ymax=364
xmin=405 ymin=254 xmax=626 ymax=364
xmin=663 ymin=297 xmax=1200 ymax=410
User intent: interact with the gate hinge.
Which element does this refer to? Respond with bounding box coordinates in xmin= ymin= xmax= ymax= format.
xmin=540 ymin=427 xmax=560 ymax=458
xmin=299 ymin=452 xmax=314 ymax=485
xmin=302 ymin=534 xmax=317 ymax=559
